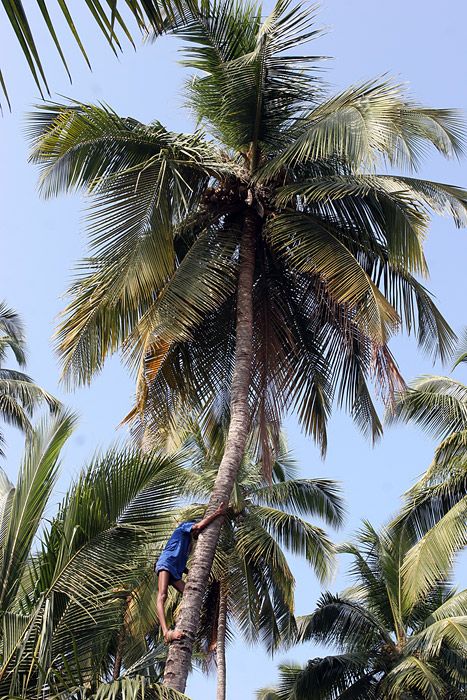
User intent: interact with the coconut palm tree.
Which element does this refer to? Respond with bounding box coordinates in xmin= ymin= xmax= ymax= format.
xmin=259 ymin=509 xmax=467 ymax=700
xmin=177 ymin=425 xmax=344 ymax=700
xmin=28 ymin=0 xmax=467 ymax=689
xmin=0 ymin=301 xmax=59 ymax=454
xmin=0 ymin=409 xmax=189 ymax=699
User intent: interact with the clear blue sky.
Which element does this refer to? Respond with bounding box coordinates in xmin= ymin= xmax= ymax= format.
xmin=1 ymin=1 xmax=466 ymax=698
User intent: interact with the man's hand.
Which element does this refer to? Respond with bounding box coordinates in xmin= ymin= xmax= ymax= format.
xmin=214 ymin=501 xmax=227 ymax=516
xmin=193 ymin=501 xmax=229 ymax=536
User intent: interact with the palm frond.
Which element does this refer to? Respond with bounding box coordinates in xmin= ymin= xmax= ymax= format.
xmin=266 ymin=212 xmax=400 ymax=345
xmin=261 ymin=78 xmax=465 ymax=178
xmin=408 ymin=615 xmax=467 ymax=658
xmin=297 ymin=592 xmax=390 ymax=651
xmin=1 ymin=1 xmax=195 ymax=111
xmin=173 ymin=0 xmax=324 ymax=154
xmin=0 ymin=409 xmax=76 ymax=611
xmin=253 ymin=506 xmax=336 ymax=582
xmin=382 ymin=655 xmax=446 ymax=700
xmin=401 ymin=496 xmax=467 ymax=603
xmin=0 ymin=302 xmax=26 ymax=366
xmin=251 ymin=478 xmax=344 ymax=528
xmin=388 ymin=376 xmax=467 ymax=439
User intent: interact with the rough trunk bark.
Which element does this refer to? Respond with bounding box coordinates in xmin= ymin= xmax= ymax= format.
xmin=163 ymin=210 xmax=257 ymax=692
xmin=216 ymin=586 xmax=228 ymax=700
xmin=113 ymin=630 xmax=124 ymax=681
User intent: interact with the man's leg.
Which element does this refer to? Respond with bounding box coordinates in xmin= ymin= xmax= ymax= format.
xmin=156 ymin=571 xmax=184 ymax=643
xmin=172 ymin=579 xmax=185 ymax=594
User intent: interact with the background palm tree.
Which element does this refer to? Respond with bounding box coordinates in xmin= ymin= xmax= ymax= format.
xmin=177 ymin=424 xmax=344 ymax=700
xmin=0 ymin=409 xmax=188 ymax=699
xmin=28 ymin=0 xmax=467 ymax=689
xmin=390 ymin=333 xmax=467 ymax=481
xmin=0 ymin=301 xmax=58 ymax=454
xmin=259 ymin=495 xmax=467 ymax=700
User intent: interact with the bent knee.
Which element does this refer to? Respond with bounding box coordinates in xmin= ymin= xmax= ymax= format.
xmin=157 ymin=591 xmax=168 ymax=605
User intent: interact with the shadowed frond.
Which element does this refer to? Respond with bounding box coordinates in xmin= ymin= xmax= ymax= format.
xmin=1 ymin=0 xmax=196 ymax=110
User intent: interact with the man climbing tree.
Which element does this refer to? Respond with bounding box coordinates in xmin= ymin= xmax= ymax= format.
xmin=156 ymin=502 xmax=226 ymax=643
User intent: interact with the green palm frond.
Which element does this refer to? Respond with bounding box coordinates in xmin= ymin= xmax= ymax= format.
xmin=0 ymin=302 xmax=26 ymax=366
xmin=251 ymin=478 xmax=344 ymax=527
xmin=382 ymin=655 xmax=446 ymax=700
xmin=1 ymin=1 xmax=194 ymax=111
xmin=260 ymin=78 xmax=465 ymax=178
xmin=424 ymin=589 xmax=467 ymax=625
xmin=452 ymin=329 xmax=467 ymax=369
xmin=402 ymin=496 xmax=467 ymax=603
xmin=431 ymin=430 xmax=467 ymax=474
xmin=253 ymin=506 xmax=336 ymax=582
xmin=391 ymin=465 xmax=467 ymax=552
xmin=53 ymin=675 xmax=188 ymax=700
xmin=408 ymin=615 xmax=467 ymax=659
xmin=0 ymin=409 xmax=76 ymax=612
xmin=266 ymin=211 xmax=400 ymax=344
xmin=0 ymin=393 xmax=34 ymax=438
xmin=0 ymin=304 xmax=60 ymax=455
xmin=382 ymin=269 xmax=456 ymax=363
xmin=297 ymin=592 xmax=389 ymax=651
xmin=263 ymin=655 xmax=373 ymax=700
xmin=173 ymin=0 xmax=324 ymax=153
xmin=28 ymin=102 xmax=224 ymax=198
xmin=389 ymin=376 xmax=467 ymax=439
xmin=0 ymin=373 xmax=59 ymax=412
xmin=123 ymin=224 xmax=239 ymax=377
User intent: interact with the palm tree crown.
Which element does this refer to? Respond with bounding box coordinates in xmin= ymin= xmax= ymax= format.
xmin=260 ymin=511 xmax=466 ymax=699
xmin=29 ymin=0 xmax=466 ymax=455
xmin=0 ymin=302 xmax=59 ymax=454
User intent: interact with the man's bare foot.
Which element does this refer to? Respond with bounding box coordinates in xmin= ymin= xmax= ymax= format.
xmin=164 ymin=629 xmax=185 ymax=644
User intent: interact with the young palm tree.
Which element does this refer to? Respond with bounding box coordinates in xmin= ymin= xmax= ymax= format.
xmin=28 ymin=0 xmax=467 ymax=689
xmin=178 ymin=425 xmax=344 ymax=700
xmin=0 ymin=409 xmax=188 ymax=699
xmin=259 ymin=512 xmax=467 ymax=699
xmin=0 ymin=301 xmax=58 ymax=454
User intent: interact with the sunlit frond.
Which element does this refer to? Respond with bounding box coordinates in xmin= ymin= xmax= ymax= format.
xmin=261 ymin=78 xmax=465 ymax=178
xmin=402 ymin=496 xmax=467 ymax=603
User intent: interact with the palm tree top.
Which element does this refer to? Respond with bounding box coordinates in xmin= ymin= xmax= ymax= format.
xmin=0 ymin=302 xmax=60 ymax=455
xmin=28 ymin=0 xmax=467 ymax=460
xmin=262 ymin=507 xmax=467 ymax=700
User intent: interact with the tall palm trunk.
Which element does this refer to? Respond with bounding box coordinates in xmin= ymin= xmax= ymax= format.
xmin=163 ymin=210 xmax=257 ymax=692
xmin=216 ymin=585 xmax=228 ymax=700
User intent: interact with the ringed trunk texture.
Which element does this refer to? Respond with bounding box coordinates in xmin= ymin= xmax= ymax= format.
xmin=216 ymin=586 xmax=228 ymax=700
xmin=163 ymin=211 xmax=257 ymax=692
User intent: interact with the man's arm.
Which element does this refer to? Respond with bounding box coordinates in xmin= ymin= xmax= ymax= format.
xmin=191 ymin=502 xmax=226 ymax=536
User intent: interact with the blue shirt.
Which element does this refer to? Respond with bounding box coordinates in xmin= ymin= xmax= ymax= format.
xmin=156 ymin=521 xmax=196 ymax=581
